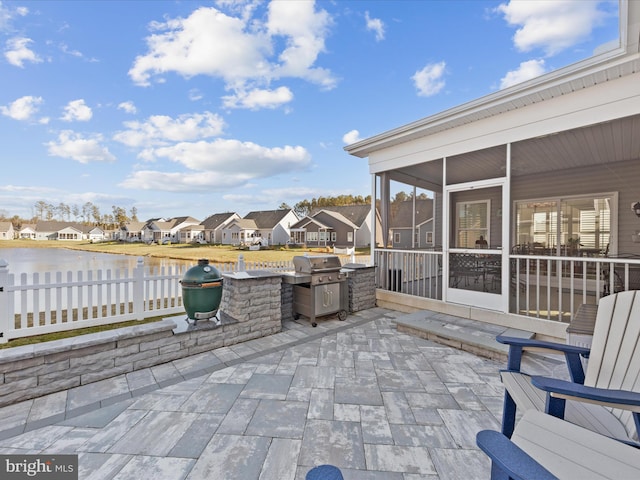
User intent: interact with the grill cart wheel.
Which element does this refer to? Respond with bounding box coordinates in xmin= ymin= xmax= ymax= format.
xmin=338 ymin=310 xmax=347 ymax=321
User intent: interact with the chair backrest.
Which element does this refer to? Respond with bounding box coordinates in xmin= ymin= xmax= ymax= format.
xmin=586 ymin=290 xmax=640 ymax=440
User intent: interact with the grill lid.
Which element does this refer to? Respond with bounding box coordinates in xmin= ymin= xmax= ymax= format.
xmin=293 ymin=255 xmax=342 ymax=273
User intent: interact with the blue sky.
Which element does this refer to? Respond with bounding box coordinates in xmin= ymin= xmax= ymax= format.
xmin=0 ymin=0 xmax=620 ymax=222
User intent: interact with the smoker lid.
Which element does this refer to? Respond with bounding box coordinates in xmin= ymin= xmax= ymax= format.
xmin=293 ymin=255 xmax=342 ymax=273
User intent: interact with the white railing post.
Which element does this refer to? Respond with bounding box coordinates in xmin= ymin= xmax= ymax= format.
xmin=133 ymin=257 xmax=145 ymax=319
xmin=0 ymin=259 xmax=9 ymax=343
xmin=238 ymin=254 xmax=245 ymax=272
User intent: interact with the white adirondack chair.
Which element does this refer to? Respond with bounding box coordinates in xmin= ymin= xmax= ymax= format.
xmin=477 ymin=410 xmax=640 ymax=480
xmin=498 ymin=290 xmax=640 ymax=444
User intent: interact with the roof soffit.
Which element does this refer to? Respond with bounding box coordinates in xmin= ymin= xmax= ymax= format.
xmin=346 ymin=49 xmax=640 ymax=158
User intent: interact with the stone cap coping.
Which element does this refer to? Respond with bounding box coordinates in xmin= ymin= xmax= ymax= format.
xmin=222 ymin=270 xmax=283 ymax=280
xmin=0 ymin=319 xmax=177 ymax=363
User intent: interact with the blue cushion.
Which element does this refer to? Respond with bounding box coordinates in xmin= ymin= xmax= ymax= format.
xmin=305 ymin=464 xmax=344 ymax=480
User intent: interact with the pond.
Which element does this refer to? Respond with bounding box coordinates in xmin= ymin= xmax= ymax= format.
xmin=0 ymin=248 xmax=195 ymax=315
xmin=0 ymin=248 xmax=193 ymax=276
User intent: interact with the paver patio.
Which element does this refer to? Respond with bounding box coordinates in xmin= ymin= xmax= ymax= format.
xmin=0 ymin=307 xmax=562 ymax=479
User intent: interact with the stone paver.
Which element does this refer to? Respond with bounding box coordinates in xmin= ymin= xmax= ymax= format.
xmin=0 ymin=308 xmax=560 ymax=479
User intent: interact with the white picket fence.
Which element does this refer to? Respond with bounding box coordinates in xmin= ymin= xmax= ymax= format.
xmin=0 ymin=253 xmax=371 ymax=343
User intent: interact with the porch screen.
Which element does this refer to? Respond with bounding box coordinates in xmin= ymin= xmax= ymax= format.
xmin=455 ymin=201 xmax=489 ymax=248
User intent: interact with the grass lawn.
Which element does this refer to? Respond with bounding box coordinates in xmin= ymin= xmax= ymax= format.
xmin=0 ymin=239 xmax=370 ymax=264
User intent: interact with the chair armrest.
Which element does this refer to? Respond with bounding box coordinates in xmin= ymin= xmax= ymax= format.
xmin=497 ymin=336 xmax=589 ymax=383
xmin=496 ymin=335 xmax=590 ymax=356
xmin=476 ymin=430 xmax=558 ymax=480
xmin=532 ymin=376 xmax=640 ymax=413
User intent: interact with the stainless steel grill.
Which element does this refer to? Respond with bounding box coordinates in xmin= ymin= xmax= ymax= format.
xmin=291 ymin=255 xmax=348 ymax=327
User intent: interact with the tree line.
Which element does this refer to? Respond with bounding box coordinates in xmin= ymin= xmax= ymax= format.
xmin=282 ymin=191 xmax=429 ymax=218
xmin=1 ymin=191 xmax=428 ymax=230
xmin=0 ymin=201 xmax=139 ymax=231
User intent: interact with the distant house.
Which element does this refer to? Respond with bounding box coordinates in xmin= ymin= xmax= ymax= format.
xmin=80 ymin=225 xmax=106 ymax=243
xmin=118 ymin=221 xmax=147 ymax=242
xmin=18 ymin=224 xmax=36 ymax=239
xmin=389 ymin=199 xmax=434 ymax=249
xmin=0 ymin=222 xmax=15 ymax=240
xmin=222 ymin=209 xmax=299 ymax=246
xmin=32 ymin=221 xmax=83 ymax=241
xmin=143 ymin=216 xmax=201 ymax=244
xmin=200 ymin=212 xmax=241 ymax=244
xmin=290 ymin=204 xmax=380 ymax=248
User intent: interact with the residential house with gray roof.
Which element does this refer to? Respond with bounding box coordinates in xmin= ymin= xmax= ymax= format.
xmin=199 ymin=212 xmax=241 ymax=244
xmin=118 ymin=221 xmax=147 ymax=242
xmin=143 ymin=216 xmax=200 ymax=244
xmin=222 ymin=209 xmax=298 ymax=246
xmin=389 ymin=199 xmax=434 ymax=249
xmin=291 ymin=204 xmax=381 ymax=248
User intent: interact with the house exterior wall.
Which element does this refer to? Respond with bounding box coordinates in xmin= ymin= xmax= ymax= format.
xmin=418 ymin=219 xmax=434 ymax=249
xmin=271 ymin=223 xmax=290 ymax=245
xmin=271 ymin=210 xmax=299 ymax=245
xmin=311 ymin=211 xmax=356 ymax=247
xmin=511 ymin=158 xmax=639 ymax=256
xmin=391 ymin=228 xmax=413 ymax=249
xmin=212 ymin=214 xmax=240 ymax=243
xmin=0 ymin=227 xmax=14 ymax=240
xmin=19 ymin=228 xmax=36 ymax=239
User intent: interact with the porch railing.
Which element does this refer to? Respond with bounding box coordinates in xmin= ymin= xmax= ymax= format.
xmin=0 ymin=254 xmax=372 ymax=343
xmin=374 ymin=248 xmax=640 ymax=323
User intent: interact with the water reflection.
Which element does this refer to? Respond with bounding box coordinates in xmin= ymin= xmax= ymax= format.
xmin=0 ymin=248 xmax=191 ymax=275
xmin=0 ymin=248 xmax=192 ymax=315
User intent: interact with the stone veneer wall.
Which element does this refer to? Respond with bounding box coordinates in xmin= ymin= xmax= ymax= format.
xmin=219 ymin=272 xmax=282 ymax=331
xmin=0 ymin=270 xmax=282 ymax=408
xmin=281 ymin=283 xmax=294 ymax=322
xmin=346 ymin=265 xmax=377 ymax=312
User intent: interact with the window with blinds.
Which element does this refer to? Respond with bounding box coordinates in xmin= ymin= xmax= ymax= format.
xmin=455 ymin=200 xmax=489 ymax=248
xmin=516 ymin=195 xmax=612 ymax=254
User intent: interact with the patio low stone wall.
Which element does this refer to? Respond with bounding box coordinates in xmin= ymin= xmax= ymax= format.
xmin=0 ymin=319 xmax=249 ymax=407
xmin=0 ymin=270 xmax=283 ymax=408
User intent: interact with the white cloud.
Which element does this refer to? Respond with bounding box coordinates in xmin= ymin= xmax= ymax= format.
xmin=342 ymin=129 xmax=362 ymax=145
xmin=365 ymin=11 xmax=385 ymax=41
xmin=500 ymin=59 xmax=546 ymax=89
xmin=0 ymin=2 xmax=29 ymax=32
xmin=113 ymin=111 xmax=225 ymax=148
xmin=60 ymin=43 xmax=83 ymax=58
xmin=496 ymin=0 xmax=607 ymax=56
xmin=117 ymin=101 xmax=137 ymax=114
xmin=4 ymin=36 xmax=41 ymax=67
xmin=120 ymin=170 xmax=251 ymax=192
xmin=0 ymin=95 xmax=43 ymax=121
xmin=412 ymin=61 xmax=446 ymax=97
xmin=153 ymin=139 xmax=311 ymax=174
xmin=222 ymin=86 xmax=293 ymax=110
xmin=129 ymin=3 xmax=336 ymax=108
xmin=46 ymin=130 xmax=116 ymax=164
xmin=266 ymin=0 xmax=334 ymax=87
xmin=120 ymin=139 xmax=311 ymax=192
xmin=61 ymin=99 xmax=93 ymax=122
